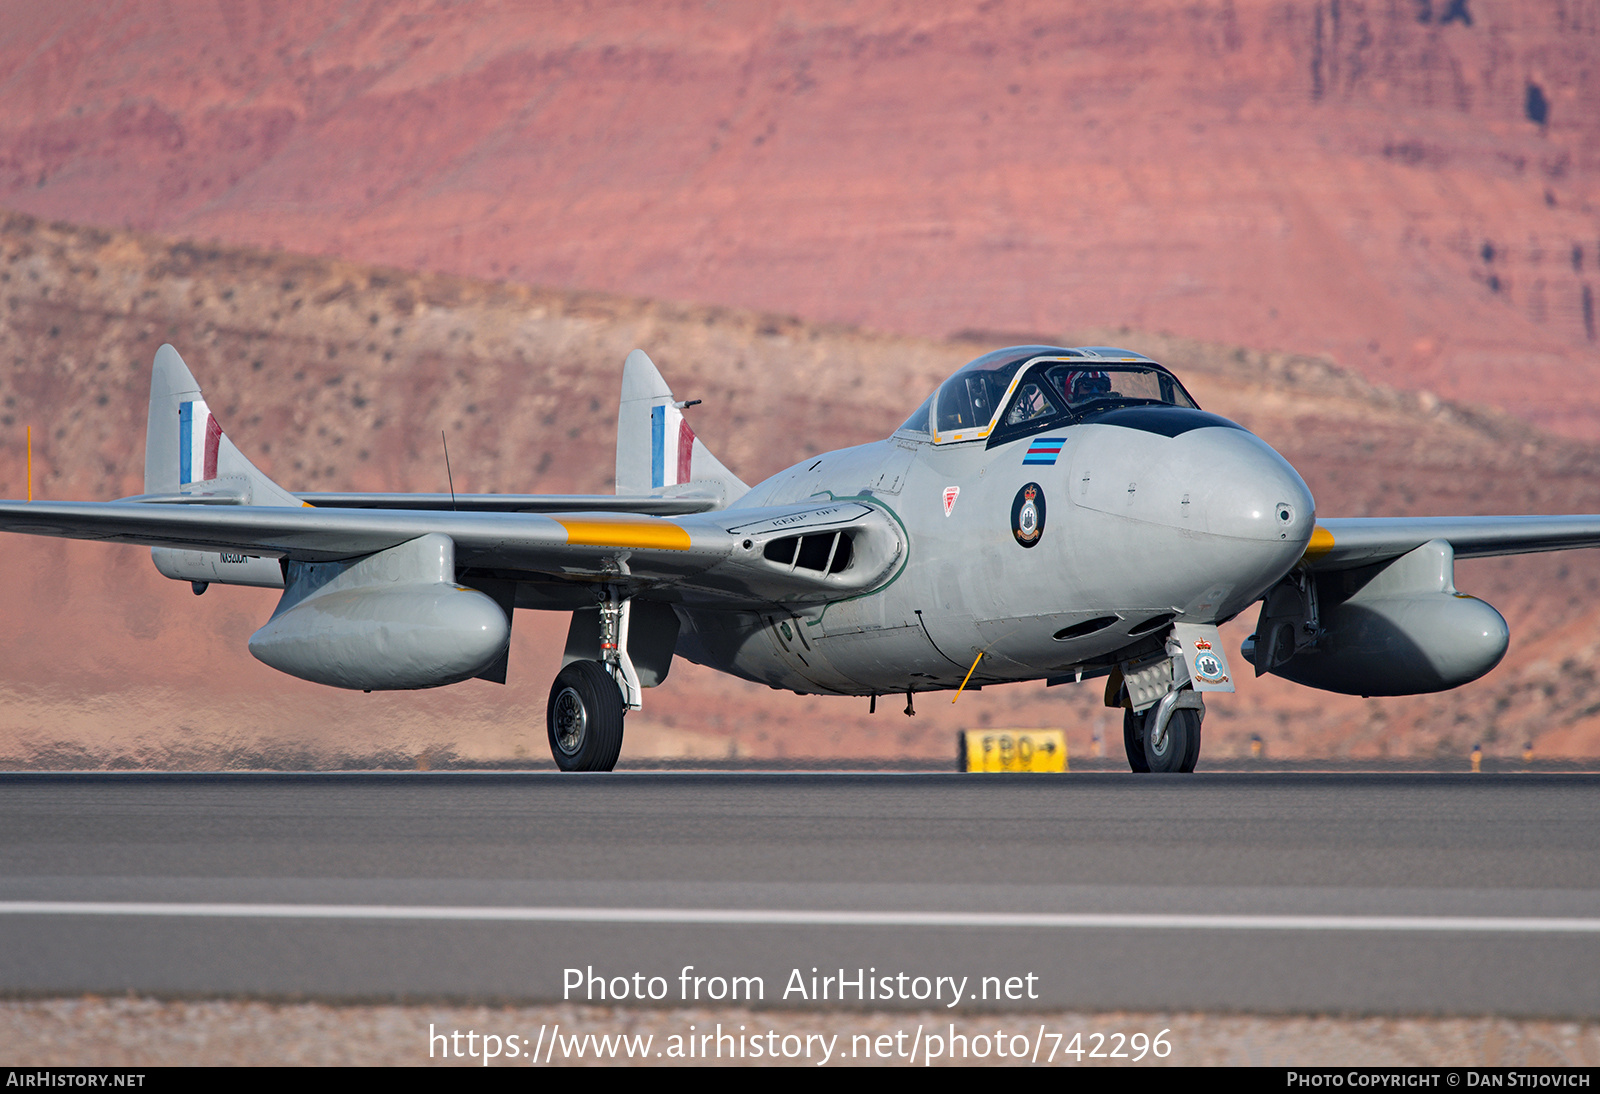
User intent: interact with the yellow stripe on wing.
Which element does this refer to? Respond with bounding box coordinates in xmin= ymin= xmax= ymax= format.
xmin=1302 ymin=524 xmax=1335 ymax=562
xmin=556 ymin=516 xmax=692 ymax=551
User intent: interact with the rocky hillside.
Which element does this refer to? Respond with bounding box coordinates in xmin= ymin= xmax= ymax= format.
xmin=0 ymin=3 xmax=1596 ymax=436
xmin=1 ymin=210 xmax=1598 ymax=767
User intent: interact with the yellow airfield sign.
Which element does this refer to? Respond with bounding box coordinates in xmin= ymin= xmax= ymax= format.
xmin=958 ymin=729 xmax=1068 ymax=773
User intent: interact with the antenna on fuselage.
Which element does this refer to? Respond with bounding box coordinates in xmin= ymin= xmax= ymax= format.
xmin=441 ymin=430 xmax=457 ymax=511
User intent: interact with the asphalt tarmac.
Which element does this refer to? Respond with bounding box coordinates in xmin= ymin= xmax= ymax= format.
xmin=1 ymin=772 xmax=1597 ymax=1017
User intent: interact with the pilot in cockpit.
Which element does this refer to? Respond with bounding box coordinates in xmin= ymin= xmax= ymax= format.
xmin=1063 ymin=369 xmax=1114 ymax=407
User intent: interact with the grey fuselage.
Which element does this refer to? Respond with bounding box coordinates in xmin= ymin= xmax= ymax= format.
xmin=673 ymin=409 xmax=1316 ymax=696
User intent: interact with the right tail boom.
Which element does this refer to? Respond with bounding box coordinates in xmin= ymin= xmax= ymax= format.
xmin=140 ymin=344 xmax=299 ymax=589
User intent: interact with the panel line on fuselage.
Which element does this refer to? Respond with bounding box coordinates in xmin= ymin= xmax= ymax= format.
xmin=913 ymin=608 xmax=969 ymax=671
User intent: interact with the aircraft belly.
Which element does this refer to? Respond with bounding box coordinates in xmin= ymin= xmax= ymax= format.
xmin=674 ymin=607 xmax=859 ymax=695
xmin=796 ymin=583 xmax=951 ymax=692
xmin=970 ymin=615 xmax=1077 ymax=676
xmin=813 ymin=625 xmax=961 ymax=692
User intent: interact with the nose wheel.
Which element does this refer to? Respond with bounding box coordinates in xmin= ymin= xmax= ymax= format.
xmin=1122 ymin=709 xmax=1151 ymax=773
xmin=1123 ymin=705 xmax=1202 ymax=773
xmin=547 ymin=660 xmax=625 ymax=771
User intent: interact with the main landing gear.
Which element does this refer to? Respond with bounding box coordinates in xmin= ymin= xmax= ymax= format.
xmin=545 ymin=586 xmax=639 ymax=772
xmin=1123 ymin=693 xmax=1204 ymax=774
xmin=547 ymin=660 xmax=625 ymax=771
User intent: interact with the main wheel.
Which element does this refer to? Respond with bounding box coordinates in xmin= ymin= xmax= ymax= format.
xmin=546 ymin=660 xmax=625 ymax=771
xmin=1123 ymin=709 xmax=1150 ymax=773
xmin=1143 ymin=706 xmax=1202 ymax=773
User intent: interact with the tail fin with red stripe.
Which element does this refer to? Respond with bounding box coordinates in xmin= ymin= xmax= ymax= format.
xmin=614 ymin=349 xmax=747 ymax=508
xmin=141 ymin=344 xmax=301 ymax=507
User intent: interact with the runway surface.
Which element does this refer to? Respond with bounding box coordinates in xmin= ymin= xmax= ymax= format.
xmin=2 ymin=772 xmax=1597 ymax=1017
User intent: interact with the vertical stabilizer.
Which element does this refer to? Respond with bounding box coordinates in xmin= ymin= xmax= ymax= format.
xmin=614 ymin=349 xmax=748 ymax=506
xmin=142 ymin=344 xmax=302 ymax=507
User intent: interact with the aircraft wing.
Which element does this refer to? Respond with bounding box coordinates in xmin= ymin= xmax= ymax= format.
xmin=0 ymin=497 xmax=904 ymax=607
xmin=1306 ymin=515 xmax=1600 ymax=570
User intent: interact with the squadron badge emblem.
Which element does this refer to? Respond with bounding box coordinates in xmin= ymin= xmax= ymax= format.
xmin=1011 ymin=482 xmax=1047 ymax=548
xmin=1192 ymin=638 xmax=1229 ymax=684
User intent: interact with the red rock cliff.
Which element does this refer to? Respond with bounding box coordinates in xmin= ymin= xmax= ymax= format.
xmin=0 ymin=2 xmax=1595 ymax=433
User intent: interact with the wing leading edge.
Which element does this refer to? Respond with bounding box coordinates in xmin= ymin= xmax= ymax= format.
xmin=1304 ymin=515 xmax=1600 ymax=570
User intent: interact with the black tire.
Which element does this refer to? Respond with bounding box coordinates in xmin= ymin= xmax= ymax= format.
xmin=1123 ymin=708 xmax=1150 ymax=773
xmin=1143 ymin=706 xmax=1201 ymax=774
xmin=546 ymin=660 xmax=625 ymax=771
xmin=1181 ymin=707 xmax=1204 ymax=772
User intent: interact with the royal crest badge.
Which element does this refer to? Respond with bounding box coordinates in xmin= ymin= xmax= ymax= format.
xmin=1011 ymin=482 xmax=1047 ymax=548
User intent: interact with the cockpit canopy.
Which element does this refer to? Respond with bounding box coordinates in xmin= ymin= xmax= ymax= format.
xmin=896 ymin=345 xmax=1200 ymax=445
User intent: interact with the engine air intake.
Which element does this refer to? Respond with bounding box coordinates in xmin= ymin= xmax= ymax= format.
xmin=764 ymin=531 xmax=854 ymax=574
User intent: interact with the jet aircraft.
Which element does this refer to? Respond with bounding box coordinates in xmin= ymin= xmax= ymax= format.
xmin=3 ymin=343 xmax=1599 ymax=773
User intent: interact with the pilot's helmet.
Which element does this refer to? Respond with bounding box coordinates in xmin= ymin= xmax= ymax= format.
xmin=1065 ymin=370 xmax=1111 ymax=400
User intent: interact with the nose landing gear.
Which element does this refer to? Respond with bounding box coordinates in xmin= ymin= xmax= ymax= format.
xmin=1122 ymin=709 xmax=1151 ymax=773
xmin=1122 ymin=697 xmax=1204 ymax=773
xmin=1114 ymin=626 xmax=1221 ymax=773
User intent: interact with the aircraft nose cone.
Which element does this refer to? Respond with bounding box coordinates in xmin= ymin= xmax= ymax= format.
xmin=1187 ymin=428 xmax=1315 ymax=547
xmin=1063 ymin=419 xmax=1315 ymax=620
xmin=1178 ymin=426 xmax=1315 ymax=605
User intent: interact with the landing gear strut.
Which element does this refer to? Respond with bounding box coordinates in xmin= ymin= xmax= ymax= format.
xmin=546 ymin=585 xmax=636 ymax=772
xmin=1116 ymin=625 xmax=1221 ymax=773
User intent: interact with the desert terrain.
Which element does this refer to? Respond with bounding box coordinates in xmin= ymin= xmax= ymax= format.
xmin=0 ymin=2 xmax=1595 ymax=435
xmin=1 ymin=210 xmax=1598 ymax=766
